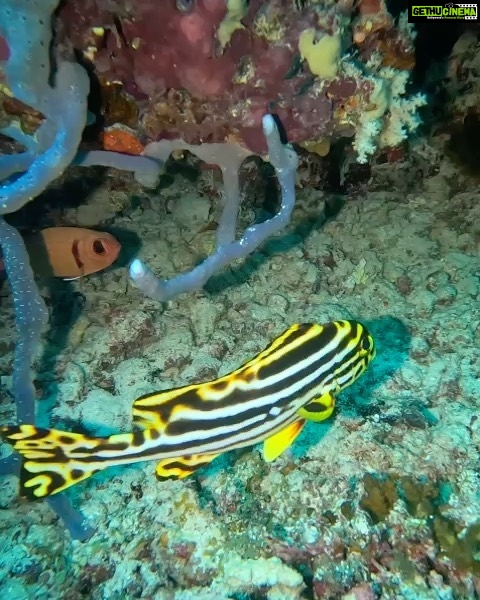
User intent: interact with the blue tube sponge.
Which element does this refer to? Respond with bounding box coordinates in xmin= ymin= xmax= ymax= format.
xmin=129 ymin=114 xmax=299 ymax=301
xmin=0 ymin=59 xmax=89 ymax=214
xmin=0 ymin=219 xmax=48 ymax=425
xmin=0 ymin=219 xmax=93 ymax=540
xmin=0 ymin=0 xmax=93 ymax=540
xmin=0 ymin=0 xmax=89 ymax=215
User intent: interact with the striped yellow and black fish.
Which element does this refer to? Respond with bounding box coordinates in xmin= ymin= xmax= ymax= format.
xmin=1 ymin=320 xmax=375 ymax=500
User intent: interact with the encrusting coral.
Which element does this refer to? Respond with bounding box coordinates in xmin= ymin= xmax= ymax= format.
xmin=54 ymin=0 xmax=425 ymax=163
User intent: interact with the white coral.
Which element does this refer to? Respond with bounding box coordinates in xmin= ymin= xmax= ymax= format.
xmin=343 ymin=12 xmax=426 ymax=162
xmin=222 ymin=556 xmax=305 ymax=599
xmin=353 ymin=67 xmax=426 ymax=161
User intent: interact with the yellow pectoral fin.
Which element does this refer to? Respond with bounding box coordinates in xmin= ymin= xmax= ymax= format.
xmin=263 ymin=419 xmax=306 ymax=463
xmin=155 ymin=453 xmax=220 ymax=481
xmin=297 ymin=393 xmax=336 ymax=423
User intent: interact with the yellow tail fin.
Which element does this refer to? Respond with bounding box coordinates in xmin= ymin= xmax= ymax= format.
xmin=1 ymin=424 xmax=106 ymax=499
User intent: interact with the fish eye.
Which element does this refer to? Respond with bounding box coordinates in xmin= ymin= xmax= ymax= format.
xmin=361 ymin=336 xmax=370 ymax=351
xmin=176 ymin=0 xmax=194 ymax=11
xmin=359 ymin=335 xmax=373 ymax=356
xmin=93 ymin=240 xmax=106 ymax=255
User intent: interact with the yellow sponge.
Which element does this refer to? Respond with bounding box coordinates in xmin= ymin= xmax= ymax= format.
xmin=216 ymin=0 xmax=249 ymax=51
xmin=298 ymin=29 xmax=342 ymax=80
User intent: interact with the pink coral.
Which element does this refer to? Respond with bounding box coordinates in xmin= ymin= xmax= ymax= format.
xmin=53 ymin=0 xmax=398 ymax=155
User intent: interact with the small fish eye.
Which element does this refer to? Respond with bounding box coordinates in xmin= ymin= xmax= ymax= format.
xmin=93 ymin=240 xmax=106 ymax=254
xmin=176 ymin=0 xmax=194 ymax=12
xmin=360 ymin=336 xmax=371 ymax=351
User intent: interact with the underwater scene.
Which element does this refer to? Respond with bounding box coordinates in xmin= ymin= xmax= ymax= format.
xmin=0 ymin=0 xmax=479 ymax=598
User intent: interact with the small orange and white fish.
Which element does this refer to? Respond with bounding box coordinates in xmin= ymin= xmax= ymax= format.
xmin=0 ymin=227 xmax=120 ymax=280
xmin=1 ymin=320 xmax=375 ymax=500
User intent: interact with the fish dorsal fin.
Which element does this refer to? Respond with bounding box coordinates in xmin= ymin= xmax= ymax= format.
xmin=263 ymin=419 xmax=305 ymax=462
xmin=132 ymin=368 xmax=244 ymax=430
xmin=155 ymin=453 xmax=220 ymax=480
xmin=297 ymin=393 xmax=336 ymax=423
xmin=132 ymin=384 xmax=201 ymax=430
xmin=238 ymin=323 xmax=319 ymax=370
